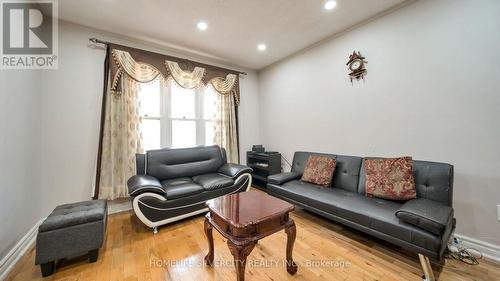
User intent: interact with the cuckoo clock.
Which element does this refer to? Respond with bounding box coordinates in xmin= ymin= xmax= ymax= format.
xmin=346 ymin=51 xmax=367 ymax=83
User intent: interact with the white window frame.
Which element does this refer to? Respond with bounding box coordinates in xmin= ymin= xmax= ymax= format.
xmin=140 ymin=80 xmax=215 ymax=149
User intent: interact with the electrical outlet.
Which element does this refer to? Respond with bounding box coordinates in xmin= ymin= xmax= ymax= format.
xmin=497 ymin=205 xmax=500 ymax=222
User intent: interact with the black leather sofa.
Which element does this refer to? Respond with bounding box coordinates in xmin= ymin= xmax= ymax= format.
xmin=127 ymin=145 xmax=252 ymax=233
xmin=267 ymin=151 xmax=454 ymax=281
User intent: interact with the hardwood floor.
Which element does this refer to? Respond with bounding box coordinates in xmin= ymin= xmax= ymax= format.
xmin=6 ymin=205 xmax=500 ymax=281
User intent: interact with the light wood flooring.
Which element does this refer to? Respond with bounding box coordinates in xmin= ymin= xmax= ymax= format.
xmin=6 ymin=200 xmax=500 ymax=281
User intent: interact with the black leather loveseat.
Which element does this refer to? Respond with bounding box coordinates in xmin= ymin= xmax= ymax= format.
xmin=267 ymin=151 xmax=454 ymax=281
xmin=127 ymin=145 xmax=252 ymax=233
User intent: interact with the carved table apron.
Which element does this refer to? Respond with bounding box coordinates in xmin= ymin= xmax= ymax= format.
xmin=203 ymin=192 xmax=297 ymax=281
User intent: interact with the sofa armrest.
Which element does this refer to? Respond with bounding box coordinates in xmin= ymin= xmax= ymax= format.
xmin=218 ymin=163 xmax=253 ymax=179
xmin=395 ymin=198 xmax=453 ymax=236
xmin=127 ymin=175 xmax=165 ymax=196
xmin=268 ymin=172 xmax=302 ymax=185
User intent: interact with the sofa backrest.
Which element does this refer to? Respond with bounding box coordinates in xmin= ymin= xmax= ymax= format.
xmin=358 ymin=159 xmax=454 ymax=206
xmin=292 ymin=151 xmax=454 ymax=207
xmin=332 ymin=155 xmax=363 ymax=193
xmin=136 ymin=153 xmax=146 ymax=175
xmin=145 ymin=145 xmax=225 ymax=181
xmin=291 ymin=151 xmax=336 ymax=174
xmin=291 ymin=151 xmax=362 ymax=192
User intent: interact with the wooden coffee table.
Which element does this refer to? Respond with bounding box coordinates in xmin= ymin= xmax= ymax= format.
xmin=204 ymin=191 xmax=298 ymax=281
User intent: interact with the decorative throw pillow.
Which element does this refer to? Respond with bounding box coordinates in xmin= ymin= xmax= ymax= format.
xmin=301 ymin=155 xmax=337 ymax=186
xmin=364 ymin=156 xmax=416 ymax=201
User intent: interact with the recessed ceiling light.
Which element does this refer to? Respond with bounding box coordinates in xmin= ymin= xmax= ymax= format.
xmin=257 ymin=43 xmax=267 ymax=51
xmin=197 ymin=21 xmax=208 ymax=31
xmin=324 ymin=1 xmax=337 ymax=10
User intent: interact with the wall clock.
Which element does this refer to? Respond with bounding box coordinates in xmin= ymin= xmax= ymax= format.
xmin=346 ymin=51 xmax=367 ymax=83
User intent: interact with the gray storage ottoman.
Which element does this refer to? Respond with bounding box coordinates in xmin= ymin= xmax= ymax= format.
xmin=35 ymin=199 xmax=107 ymax=277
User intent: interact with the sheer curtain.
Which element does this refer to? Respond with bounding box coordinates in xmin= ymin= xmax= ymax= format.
xmin=214 ymin=93 xmax=239 ymax=163
xmin=98 ymin=77 xmax=144 ymax=200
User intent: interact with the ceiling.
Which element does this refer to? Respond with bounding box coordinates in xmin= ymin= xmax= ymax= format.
xmin=56 ymin=0 xmax=407 ymax=70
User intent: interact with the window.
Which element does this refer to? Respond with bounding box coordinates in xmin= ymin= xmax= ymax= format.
xmin=138 ymin=79 xmax=217 ymax=151
xmin=203 ymin=86 xmax=217 ymax=146
xmin=138 ymin=80 xmax=161 ymax=151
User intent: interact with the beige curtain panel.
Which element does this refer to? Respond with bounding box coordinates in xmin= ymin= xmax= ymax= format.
xmin=98 ymin=75 xmax=144 ymax=200
xmin=214 ymin=91 xmax=239 ymax=164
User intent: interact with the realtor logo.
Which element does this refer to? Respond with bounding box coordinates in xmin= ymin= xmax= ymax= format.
xmin=1 ymin=0 xmax=58 ymax=69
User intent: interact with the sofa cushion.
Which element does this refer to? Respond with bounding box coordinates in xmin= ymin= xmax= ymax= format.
xmin=140 ymin=175 xmax=250 ymax=210
xmin=301 ymin=155 xmax=337 ymax=186
xmin=39 ymin=200 xmax=107 ymax=232
xmin=396 ymin=198 xmax=453 ymax=235
xmin=161 ymin=178 xmax=204 ymax=200
xmin=268 ymin=181 xmax=442 ymax=252
xmin=364 ymin=157 xmax=417 ymax=201
xmin=193 ymin=173 xmax=234 ymax=191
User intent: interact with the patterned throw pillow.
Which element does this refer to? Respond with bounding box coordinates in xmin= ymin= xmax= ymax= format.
xmin=301 ymin=155 xmax=337 ymax=187
xmin=364 ymin=156 xmax=416 ymax=201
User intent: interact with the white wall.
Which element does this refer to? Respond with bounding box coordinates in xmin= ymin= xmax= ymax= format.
xmin=0 ymin=70 xmax=42 ymax=260
xmin=238 ymin=71 xmax=261 ymax=163
xmin=259 ymin=0 xmax=500 ymax=246
xmin=40 ymin=22 xmax=261 ymax=215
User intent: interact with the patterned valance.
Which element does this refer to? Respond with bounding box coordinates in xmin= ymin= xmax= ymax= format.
xmin=111 ymin=50 xmax=161 ymax=89
xmin=108 ymin=44 xmax=241 ymax=105
xmin=166 ymin=60 xmax=205 ymax=89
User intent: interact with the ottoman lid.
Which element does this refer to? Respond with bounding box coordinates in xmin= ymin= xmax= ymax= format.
xmin=39 ymin=200 xmax=107 ymax=232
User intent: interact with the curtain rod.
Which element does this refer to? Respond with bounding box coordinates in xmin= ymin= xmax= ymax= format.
xmin=89 ymin=37 xmax=247 ymax=76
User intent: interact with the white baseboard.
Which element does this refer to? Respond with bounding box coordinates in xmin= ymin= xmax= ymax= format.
xmin=454 ymin=234 xmax=500 ymax=263
xmin=0 ymin=218 xmax=44 ymax=281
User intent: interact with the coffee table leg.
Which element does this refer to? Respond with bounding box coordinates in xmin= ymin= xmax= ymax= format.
xmin=227 ymin=240 xmax=256 ymax=281
xmin=285 ymin=220 xmax=298 ymax=275
xmin=204 ymin=217 xmax=214 ymax=266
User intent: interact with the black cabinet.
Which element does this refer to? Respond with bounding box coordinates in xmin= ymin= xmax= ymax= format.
xmin=246 ymin=151 xmax=281 ymax=190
